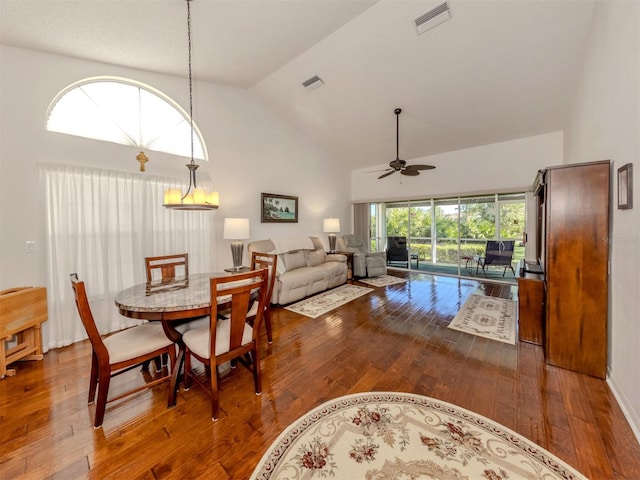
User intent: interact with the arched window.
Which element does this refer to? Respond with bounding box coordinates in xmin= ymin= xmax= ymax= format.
xmin=46 ymin=77 xmax=207 ymax=160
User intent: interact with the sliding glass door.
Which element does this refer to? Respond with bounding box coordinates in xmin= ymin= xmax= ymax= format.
xmin=409 ymin=200 xmax=432 ymax=265
xmin=375 ymin=192 xmax=526 ymax=283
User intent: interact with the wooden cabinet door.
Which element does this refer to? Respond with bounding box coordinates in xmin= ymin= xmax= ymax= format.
xmin=545 ymin=161 xmax=609 ymax=378
xmin=517 ymin=275 xmax=545 ymax=345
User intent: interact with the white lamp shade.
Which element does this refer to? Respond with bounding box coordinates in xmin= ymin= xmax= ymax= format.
xmin=323 ymin=218 xmax=340 ymax=233
xmin=223 ymin=217 xmax=250 ymax=240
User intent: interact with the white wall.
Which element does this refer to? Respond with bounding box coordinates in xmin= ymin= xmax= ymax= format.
xmin=565 ymin=0 xmax=640 ymax=438
xmin=351 ymin=132 xmax=562 ymax=202
xmin=0 ymin=46 xmax=351 ymax=289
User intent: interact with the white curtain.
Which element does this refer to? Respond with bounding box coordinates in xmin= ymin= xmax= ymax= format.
xmin=39 ymin=163 xmax=214 ymax=350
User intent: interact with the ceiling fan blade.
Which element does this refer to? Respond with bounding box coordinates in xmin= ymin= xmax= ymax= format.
xmin=405 ymin=164 xmax=436 ymax=171
xmin=378 ymin=170 xmax=397 ymax=179
xmin=366 ymin=168 xmax=392 ymax=173
xmin=401 ymin=169 xmax=420 ymax=177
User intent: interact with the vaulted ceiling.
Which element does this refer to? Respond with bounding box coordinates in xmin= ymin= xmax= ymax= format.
xmin=0 ymin=0 xmax=596 ymax=170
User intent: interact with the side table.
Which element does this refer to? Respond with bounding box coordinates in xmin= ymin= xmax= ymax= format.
xmin=461 ymin=256 xmax=473 ymax=270
xmin=331 ymin=251 xmax=354 ymax=280
xmin=0 ymin=286 xmax=47 ymax=378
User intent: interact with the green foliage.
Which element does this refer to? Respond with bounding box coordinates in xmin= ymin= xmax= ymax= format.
xmin=409 ymin=243 xmax=524 ymax=264
xmin=499 ymin=202 xmax=525 ymax=238
xmin=383 ymin=197 xmax=525 ymax=265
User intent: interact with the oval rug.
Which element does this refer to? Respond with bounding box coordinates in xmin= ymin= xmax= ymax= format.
xmin=250 ymin=392 xmax=588 ymax=480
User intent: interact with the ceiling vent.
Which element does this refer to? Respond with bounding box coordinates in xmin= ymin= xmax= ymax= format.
xmin=302 ymin=75 xmax=324 ymax=92
xmin=415 ymin=2 xmax=451 ymax=35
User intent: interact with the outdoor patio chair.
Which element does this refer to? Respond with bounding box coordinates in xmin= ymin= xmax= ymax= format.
xmin=386 ymin=236 xmax=409 ymax=267
xmin=476 ymin=240 xmax=516 ymax=276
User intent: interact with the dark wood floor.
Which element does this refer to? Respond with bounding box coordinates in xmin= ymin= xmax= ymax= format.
xmin=2 ymin=271 xmax=639 ymax=479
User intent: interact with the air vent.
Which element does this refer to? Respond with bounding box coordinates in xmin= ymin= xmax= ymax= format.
xmin=302 ymin=75 xmax=324 ymax=92
xmin=415 ymin=2 xmax=451 ymax=35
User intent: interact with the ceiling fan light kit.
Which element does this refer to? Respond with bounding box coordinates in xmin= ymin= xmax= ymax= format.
xmin=377 ymin=108 xmax=435 ymax=180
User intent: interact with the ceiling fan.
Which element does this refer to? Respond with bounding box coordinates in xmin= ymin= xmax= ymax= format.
xmin=376 ymin=108 xmax=435 ymax=180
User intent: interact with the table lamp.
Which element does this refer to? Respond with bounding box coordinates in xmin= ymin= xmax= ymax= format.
xmin=323 ymin=218 xmax=340 ymax=253
xmin=223 ymin=218 xmax=250 ymax=271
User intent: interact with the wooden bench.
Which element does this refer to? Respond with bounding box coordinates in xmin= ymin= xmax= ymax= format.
xmin=0 ymin=287 xmax=47 ymax=378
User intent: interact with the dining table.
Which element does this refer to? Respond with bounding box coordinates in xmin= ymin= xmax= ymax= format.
xmin=114 ymin=272 xmax=254 ymax=407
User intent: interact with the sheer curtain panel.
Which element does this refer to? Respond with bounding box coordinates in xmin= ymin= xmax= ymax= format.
xmin=40 ymin=164 xmax=213 ymax=350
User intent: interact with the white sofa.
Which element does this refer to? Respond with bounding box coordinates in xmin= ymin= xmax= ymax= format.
xmin=247 ymin=236 xmax=347 ymax=305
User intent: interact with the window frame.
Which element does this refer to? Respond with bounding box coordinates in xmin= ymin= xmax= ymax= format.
xmin=45 ymin=76 xmax=208 ymax=161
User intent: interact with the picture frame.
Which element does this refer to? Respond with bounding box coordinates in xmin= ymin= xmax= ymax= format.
xmin=261 ymin=193 xmax=298 ymax=223
xmin=617 ymin=163 xmax=633 ymax=210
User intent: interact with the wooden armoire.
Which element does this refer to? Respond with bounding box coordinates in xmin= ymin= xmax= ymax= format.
xmin=535 ymin=160 xmax=610 ymax=379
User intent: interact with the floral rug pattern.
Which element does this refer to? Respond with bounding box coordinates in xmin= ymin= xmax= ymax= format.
xmin=448 ymin=294 xmax=517 ymax=344
xmin=357 ymin=275 xmax=408 ymax=287
xmin=250 ymin=392 xmax=588 ymax=480
xmin=284 ymin=284 xmax=373 ymax=318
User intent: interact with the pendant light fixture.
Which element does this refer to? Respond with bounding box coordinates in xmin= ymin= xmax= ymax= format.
xmin=164 ymin=0 xmax=219 ymax=210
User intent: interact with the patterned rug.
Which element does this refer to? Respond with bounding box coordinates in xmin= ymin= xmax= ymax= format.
xmin=250 ymin=392 xmax=587 ymax=480
xmin=448 ymin=294 xmax=516 ymax=344
xmin=284 ymin=284 xmax=373 ymax=319
xmin=357 ymin=275 xmax=407 ymax=287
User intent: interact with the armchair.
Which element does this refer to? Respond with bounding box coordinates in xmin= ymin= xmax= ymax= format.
xmin=335 ymin=234 xmax=386 ymax=278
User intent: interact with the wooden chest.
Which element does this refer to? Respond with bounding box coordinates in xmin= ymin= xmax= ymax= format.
xmin=0 ymin=286 xmax=48 ymax=378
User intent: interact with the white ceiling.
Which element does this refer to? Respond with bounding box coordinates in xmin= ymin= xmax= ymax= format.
xmin=0 ymin=0 xmax=597 ymax=170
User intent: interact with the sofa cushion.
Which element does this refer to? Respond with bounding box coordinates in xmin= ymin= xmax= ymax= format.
xmin=283 ymin=250 xmax=307 ymax=271
xmin=305 ymin=249 xmax=325 ymax=267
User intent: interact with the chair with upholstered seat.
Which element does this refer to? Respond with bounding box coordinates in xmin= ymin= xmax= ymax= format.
xmin=336 ymin=234 xmax=386 ymax=278
xmin=248 ymin=252 xmax=277 ymax=344
xmin=182 ymin=268 xmax=269 ymax=421
xmin=70 ymin=273 xmax=176 ymax=428
xmin=143 ymin=253 xmax=190 ymax=371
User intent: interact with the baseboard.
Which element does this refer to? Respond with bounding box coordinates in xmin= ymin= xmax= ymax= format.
xmin=607 ymin=371 xmax=640 ymax=444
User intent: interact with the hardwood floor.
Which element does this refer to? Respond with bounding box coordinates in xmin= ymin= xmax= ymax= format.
xmin=1 ymin=270 xmax=639 ymax=479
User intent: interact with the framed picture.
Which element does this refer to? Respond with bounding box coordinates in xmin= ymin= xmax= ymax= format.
xmin=617 ymin=163 xmax=633 ymax=210
xmin=261 ymin=193 xmax=298 ymax=223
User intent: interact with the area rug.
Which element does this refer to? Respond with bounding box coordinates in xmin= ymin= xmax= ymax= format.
xmin=284 ymin=284 xmax=373 ymax=319
xmin=357 ymin=275 xmax=407 ymax=287
xmin=448 ymin=294 xmax=516 ymax=344
xmin=250 ymin=392 xmax=587 ymax=480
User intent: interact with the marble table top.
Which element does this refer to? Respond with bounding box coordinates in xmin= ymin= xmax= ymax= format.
xmin=115 ymin=272 xmax=256 ymax=314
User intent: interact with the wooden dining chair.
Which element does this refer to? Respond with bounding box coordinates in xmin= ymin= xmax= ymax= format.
xmin=145 ymin=251 xmax=209 ymax=340
xmin=249 ymin=252 xmax=277 ymax=344
xmin=145 ymin=253 xmax=189 ymax=281
xmin=182 ymin=269 xmax=269 ymax=421
xmin=70 ymin=273 xmax=176 ymax=428
xmin=143 ymin=253 xmax=189 ymax=371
